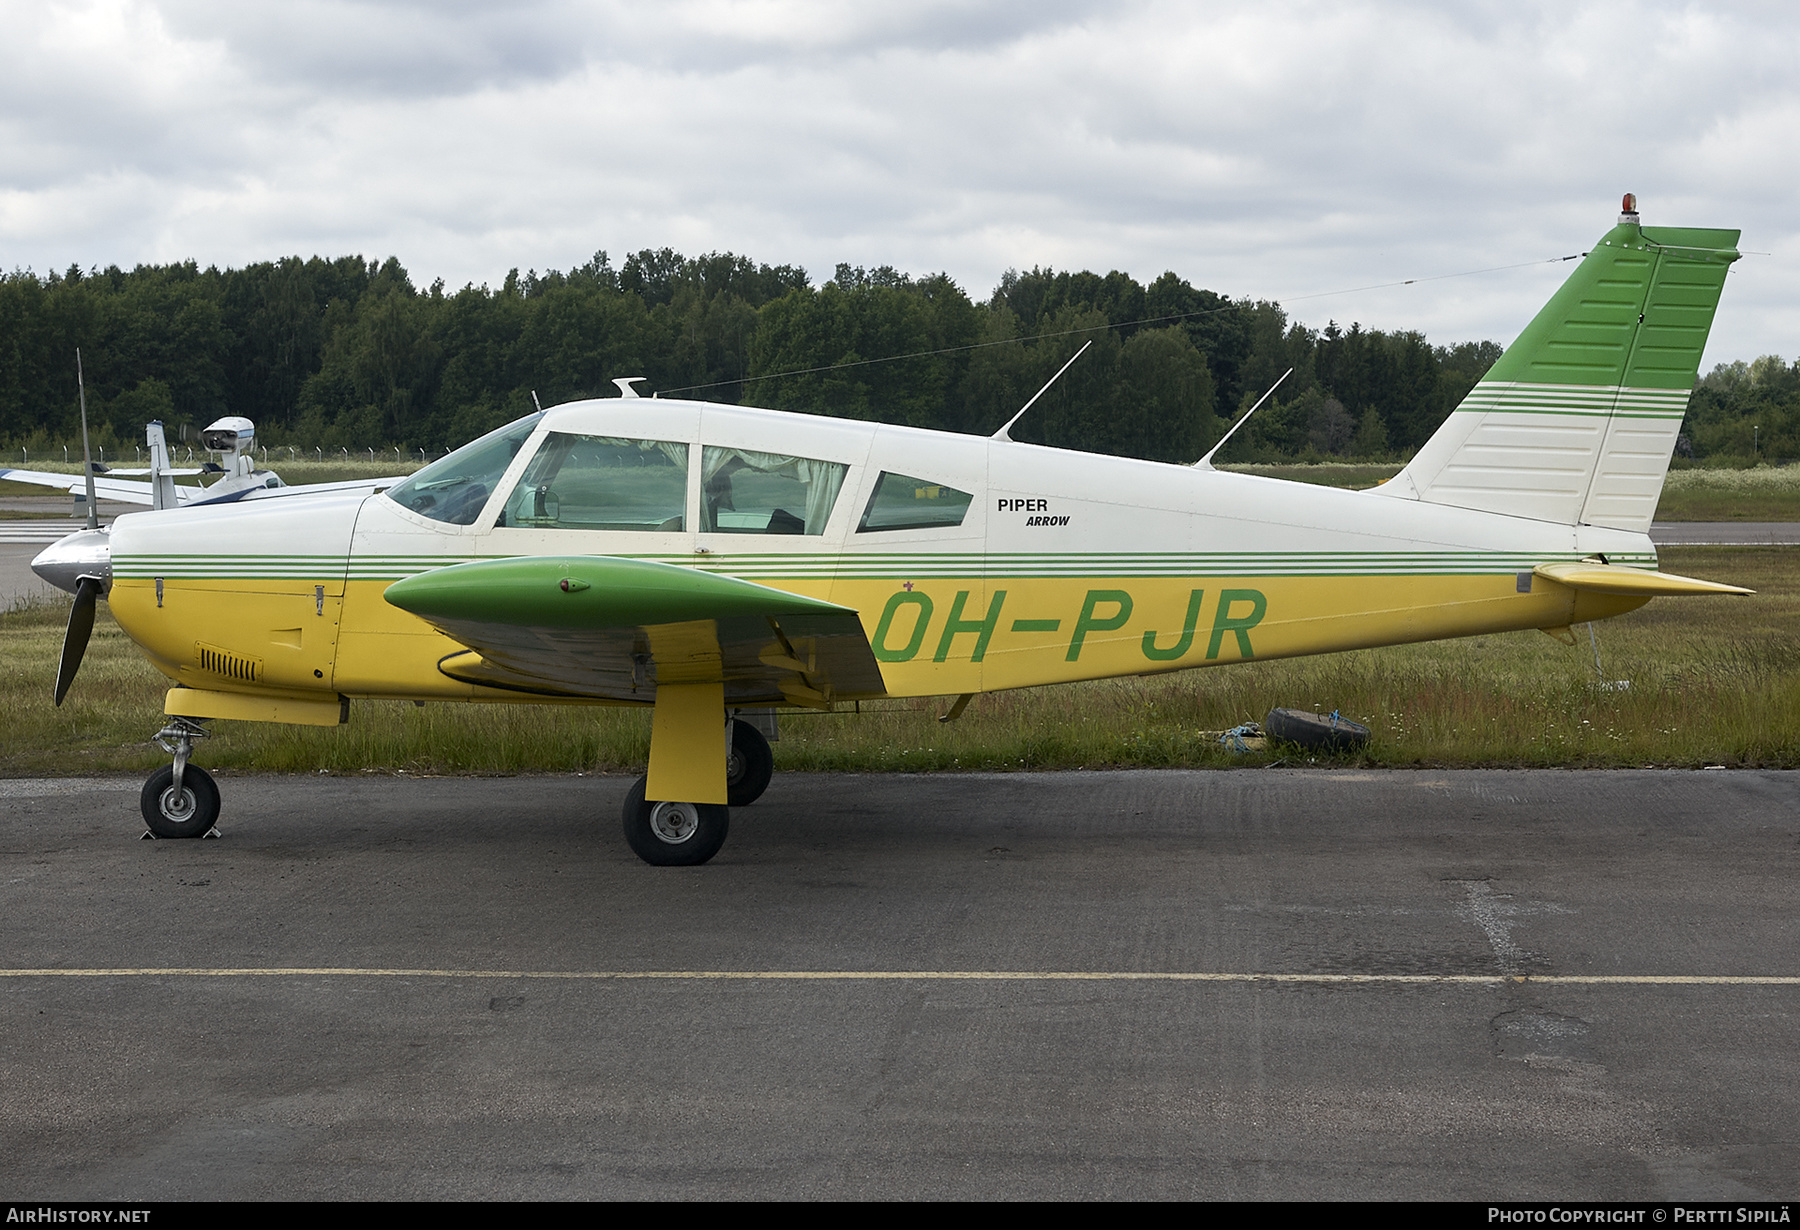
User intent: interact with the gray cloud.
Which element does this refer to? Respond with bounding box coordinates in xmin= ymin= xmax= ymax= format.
xmin=1 ymin=0 xmax=1794 ymax=365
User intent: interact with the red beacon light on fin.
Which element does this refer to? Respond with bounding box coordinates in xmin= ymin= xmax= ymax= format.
xmin=1620 ymin=192 xmax=1639 ymax=223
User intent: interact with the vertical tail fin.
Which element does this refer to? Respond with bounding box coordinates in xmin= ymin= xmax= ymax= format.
xmin=147 ymin=421 xmax=180 ymax=511
xmin=1378 ymin=202 xmax=1739 ymax=531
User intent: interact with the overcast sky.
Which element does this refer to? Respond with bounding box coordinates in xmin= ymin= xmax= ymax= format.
xmin=2 ymin=0 xmax=1795 ymax=368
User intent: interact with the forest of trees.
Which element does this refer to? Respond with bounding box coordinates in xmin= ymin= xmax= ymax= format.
xmin=0 ymin=249 xmax=1791 ymax=466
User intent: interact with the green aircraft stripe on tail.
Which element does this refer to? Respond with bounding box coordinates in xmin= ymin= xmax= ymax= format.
xmin=1456 ymin=384 xmax=1691 ymax=418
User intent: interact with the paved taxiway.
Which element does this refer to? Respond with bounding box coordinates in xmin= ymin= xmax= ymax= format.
xmin=3 ymin=769 xmax=1796 ymax=1199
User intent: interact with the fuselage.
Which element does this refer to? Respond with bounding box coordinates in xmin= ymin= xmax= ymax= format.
xmin=104 ymin=397 xmax=1652 ymax=707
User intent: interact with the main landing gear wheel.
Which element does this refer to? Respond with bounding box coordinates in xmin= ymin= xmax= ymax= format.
xmin=621 ymin=775 xmax=729 ymax=866
xmin=140 ymin=764 xmax=221 ymax=839
xmin=726 ymin=719 xmax=774 ymax=807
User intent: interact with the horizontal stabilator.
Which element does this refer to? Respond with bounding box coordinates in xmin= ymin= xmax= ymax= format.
xmin=1532 ymin=561 xmax=1752 ymax=597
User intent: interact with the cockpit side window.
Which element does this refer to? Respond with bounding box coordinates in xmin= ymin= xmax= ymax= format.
xmin=700 ymin=447 xmax=847 ymax=535
xmin=386 ymin=413 xmax=542 ymax=526
xmin=499 ymin=433 xmax=689 ymax=531
xmin=856 ymin=471 xmax=974 ymax=532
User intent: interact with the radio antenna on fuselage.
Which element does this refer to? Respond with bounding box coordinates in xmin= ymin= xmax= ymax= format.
xmin=1193 ymin=367 xmax=1294 ymax=470
xmin=993 ymin=340 xmax=1092 ymax=442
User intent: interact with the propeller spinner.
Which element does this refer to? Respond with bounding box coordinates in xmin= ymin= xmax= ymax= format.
xmin=33 ymin=527 xmax=112 ymax=705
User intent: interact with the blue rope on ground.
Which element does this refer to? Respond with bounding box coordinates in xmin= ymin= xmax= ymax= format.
xmin=1219 ymin=722 xmax=1261 ymax=754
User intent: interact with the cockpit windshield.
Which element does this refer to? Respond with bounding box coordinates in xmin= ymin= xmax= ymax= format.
xmin=385 ymin=413 xmax=543 ymax=525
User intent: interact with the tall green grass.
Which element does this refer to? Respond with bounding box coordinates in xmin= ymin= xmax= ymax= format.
xmin=1657 ymin=466 xmax=1800 ymax=520
xmin=3 ymin=547 xmax=1793 ymax=777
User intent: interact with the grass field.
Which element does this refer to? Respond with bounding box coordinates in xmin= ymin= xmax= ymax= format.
xmin=3 ymin=546 xmax=1792 ymax=778
xmin=1219 ymin=463 xmax=1402 ymax=489
xmin=1656 ymin=467 xmax=1800 ymax=520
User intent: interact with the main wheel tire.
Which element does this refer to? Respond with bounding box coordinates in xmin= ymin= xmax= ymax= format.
xmin=140 ymin=764 xmax=221 ymax=838
xmin=1263 ymin=707 xmax=1371 ymax=753
xmin=621 ymin=774 xmax=729 ymax=866
xmin=726 ymin=720 xmax=774 ymax=807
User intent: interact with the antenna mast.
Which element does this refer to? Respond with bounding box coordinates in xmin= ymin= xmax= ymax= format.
xmin=1193 ymin=367 xmax=1294 ymax=470
xmin=993 ymin=340 xmax=1093 ymax=441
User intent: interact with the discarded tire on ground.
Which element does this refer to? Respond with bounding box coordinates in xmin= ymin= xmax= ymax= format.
xmin=1263 ymin=707 xmax=1371 ymax=753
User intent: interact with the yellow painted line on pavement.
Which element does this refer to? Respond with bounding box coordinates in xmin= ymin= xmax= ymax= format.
xmin=3 ymin=968 xmax=1799 ymax=985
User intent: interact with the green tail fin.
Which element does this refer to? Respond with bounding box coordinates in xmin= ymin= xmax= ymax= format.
xmin=1383 ymin=206 xmax=1740 ymax=531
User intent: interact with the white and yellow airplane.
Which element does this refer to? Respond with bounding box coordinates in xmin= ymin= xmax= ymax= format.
xmin=35 ymin=198 xmax=1748 ymax=864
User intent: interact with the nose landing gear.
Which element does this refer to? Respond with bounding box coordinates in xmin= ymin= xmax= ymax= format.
xmin=142 ymin=717 xmax=220 ymax=839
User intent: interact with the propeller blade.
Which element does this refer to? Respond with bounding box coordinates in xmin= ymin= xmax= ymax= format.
xmin=53 ymin=575 xmax=101 ymax=706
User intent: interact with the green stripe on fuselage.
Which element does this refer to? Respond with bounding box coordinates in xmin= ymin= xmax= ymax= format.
xmin=116 ymin=548 xmax=1662 ymax=583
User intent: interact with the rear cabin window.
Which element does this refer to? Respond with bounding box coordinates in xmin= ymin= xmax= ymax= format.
xmin=856 ymin=471 xmax=974 ymax=532
xmin=499 ymin=434 xmax=689 ymax=532
xmin=700 ymin=447 xmax=847 ymax=535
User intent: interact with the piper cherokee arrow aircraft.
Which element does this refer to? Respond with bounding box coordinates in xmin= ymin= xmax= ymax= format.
xmin=35 ymin=197 xmax=1750 ymax=865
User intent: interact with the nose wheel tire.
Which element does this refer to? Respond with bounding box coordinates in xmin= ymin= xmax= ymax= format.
xmin=140 ymin=764 xmax=221 ymax=838
xmin=726 ymin=720 xmax=774 ymax=807
xmin=621 ymin=775 xmax=729 ymax=866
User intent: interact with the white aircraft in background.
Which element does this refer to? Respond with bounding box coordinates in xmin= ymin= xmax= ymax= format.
xmin=2 ymin=417 xmax=400 ymax=515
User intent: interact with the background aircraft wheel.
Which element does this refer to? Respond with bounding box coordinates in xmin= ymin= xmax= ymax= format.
xmin=726 ymin=720 xmax=774 ymax=806
xmin=621 ymin=775 xmax=729 ymax=866
xmin=140 ymin=765 xmax=221 ymax=838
